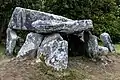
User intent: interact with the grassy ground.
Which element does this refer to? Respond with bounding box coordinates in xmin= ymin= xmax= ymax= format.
xmin=115 ymin=43 xmax=120 ymax=54
xmin=1 ymin=55 xmax=120 ymax=80
xmin=0 ymin=44 xmax=120 ymax=80
xmin=0 ymin=44 xmax=5 ymax=58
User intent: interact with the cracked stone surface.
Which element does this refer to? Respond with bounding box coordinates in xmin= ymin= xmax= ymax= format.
xmin=98 ymin=46 xmax=109 ymax=56
xmin=17 ymin=32 xmax=43 ymax=58
xmin=37 ymin=33 xmax=68 ymax=70
xmin=87 ymin=34 xmax=99 ymax=58
xmin=6 ymin=28 xmax=18 ymax=56
xmin=8 ymin=7 xmax=93 ymax=34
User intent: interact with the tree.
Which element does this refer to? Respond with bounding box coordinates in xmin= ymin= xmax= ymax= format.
xmin=42 ymin=0 xmax=120 ymax=42
xmin=0 ymin=0 xmax=120 ymax=43
xmin=0 ymin=0 xmax=40 ymax=43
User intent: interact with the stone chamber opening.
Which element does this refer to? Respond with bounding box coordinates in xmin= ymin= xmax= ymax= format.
xmin=14 ymin=30 xmax=90 ymax=57
xmin=60 ymin=31 xmax=90 ymax=57
xmin=13 ymin=30 xmax=32 ymax=56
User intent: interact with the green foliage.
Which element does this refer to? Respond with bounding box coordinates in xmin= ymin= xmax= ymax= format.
xmin=42 ymin=0 xmax=120 ymax=42
xmin=115 ymin=43 xmax=120 ymax=54
xmin=0 ymin=0 xmax=38 ymax=42
xmin=0 ymin=0 xmax=120 ymax=42
xmin=0 ymin=44 xmax=5 ymax=58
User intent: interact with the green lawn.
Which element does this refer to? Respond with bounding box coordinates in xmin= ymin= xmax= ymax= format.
xmin=0 ymin=44 xmax=5 ymax=57
xmin=115 ymin=43 xmax=120 ymax=54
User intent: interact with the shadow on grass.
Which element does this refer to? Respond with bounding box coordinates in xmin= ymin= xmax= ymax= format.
xmin=0 ymin=44 xmax=5 ymax=59
xmin=115 ymin=43 xmax=120 ymax=54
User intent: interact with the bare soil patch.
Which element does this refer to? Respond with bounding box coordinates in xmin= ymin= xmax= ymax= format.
xmin=0 ymin=55 xmax=120 ymax=80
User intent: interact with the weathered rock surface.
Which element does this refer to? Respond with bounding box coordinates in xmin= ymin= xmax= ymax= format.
xmin=100 ymin=32 xmax=115 ymax=52
xmin=8 ymin=7 xmax=93 ymax=34
xmin=37 ymin=33 xmax=68 ymax=70
xmin=6 ymin=28 xmax=18 ymax=56
xmin=32 ymin=19 xmax=93 ymax=33
xmin=98 ymin=46 xmax=109 ymax=56
xmin=17 ymin=32 xmax=43 ymax=58
xmin=87 ymin=34 xmax=99 ymax=58
xmin=87 ymin=34 xmax=109 ymax=57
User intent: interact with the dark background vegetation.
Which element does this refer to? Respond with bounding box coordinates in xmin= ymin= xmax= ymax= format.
xmin=0 ymin=0 xmax=120 ymax=43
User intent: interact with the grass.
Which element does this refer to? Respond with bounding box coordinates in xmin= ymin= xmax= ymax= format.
xmin=0 ymin=44 xmax=4 ymax=56
xmin=28 ymin=58 xmax=90 ymax=80
xmin=0 ymin=44 xmax=5 ymax=60
xmin=115 ymin=43 xmax=120 ymax=54
xmin=0 ymin=43 xmax=120 ymax=80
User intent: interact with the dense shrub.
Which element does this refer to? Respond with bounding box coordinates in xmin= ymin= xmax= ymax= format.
xmin=0 ymin=0 xmax=41 ymax=42
xmin=0 ymin=0 xmax=120 ymax=43
xmin=42 ymin=0 xmax=120 ymax=43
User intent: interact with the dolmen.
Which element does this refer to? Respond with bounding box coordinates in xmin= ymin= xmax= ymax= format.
xmin=6 ymin=7 xmax=115 ymax=70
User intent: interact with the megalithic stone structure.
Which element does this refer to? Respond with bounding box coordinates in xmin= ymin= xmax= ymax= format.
xmin=6 ymin=7 xmax=93 ymax=56
xmin=6 ymin=7 xmax=96 ymax=70
xmin=8 ymin=7 xmax=93 ymax=33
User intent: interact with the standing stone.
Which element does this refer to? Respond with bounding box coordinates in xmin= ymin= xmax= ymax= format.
xmin=17 ymin=32 xmax=43 ymax=58
xmin=6 ymin=28 xmax=18 ymax=56
xmin=37 ymin=33 xmax=68 ymax=70
xmin=87 ymin=34 xmax=109 ymax=57
xmin=100 ymin=32 xmax=115 ymax=52
xmin=87 ymin=34 xmax=99 ymax=58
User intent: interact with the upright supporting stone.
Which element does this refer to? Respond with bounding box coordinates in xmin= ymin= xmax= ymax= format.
xmin=87 ymin=33 xmax=99 ymax=58
xmin=17 ymin=32 xmax=43 ymax=58
xmin=100 ymin=32 xmax=115 ymax=52
xmin=87 ymin=33 xmax=109 ymax=57
xmin=6 ymin=7 xmax=94 ymax=61
xmin=37 ymin=33 xmax=68 ymax=70
xmin=6 ymin=28 xmax=18 ymax=56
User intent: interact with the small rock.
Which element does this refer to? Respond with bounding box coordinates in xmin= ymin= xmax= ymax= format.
xmin=98 ymin=46 xmax=109 ymax=56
